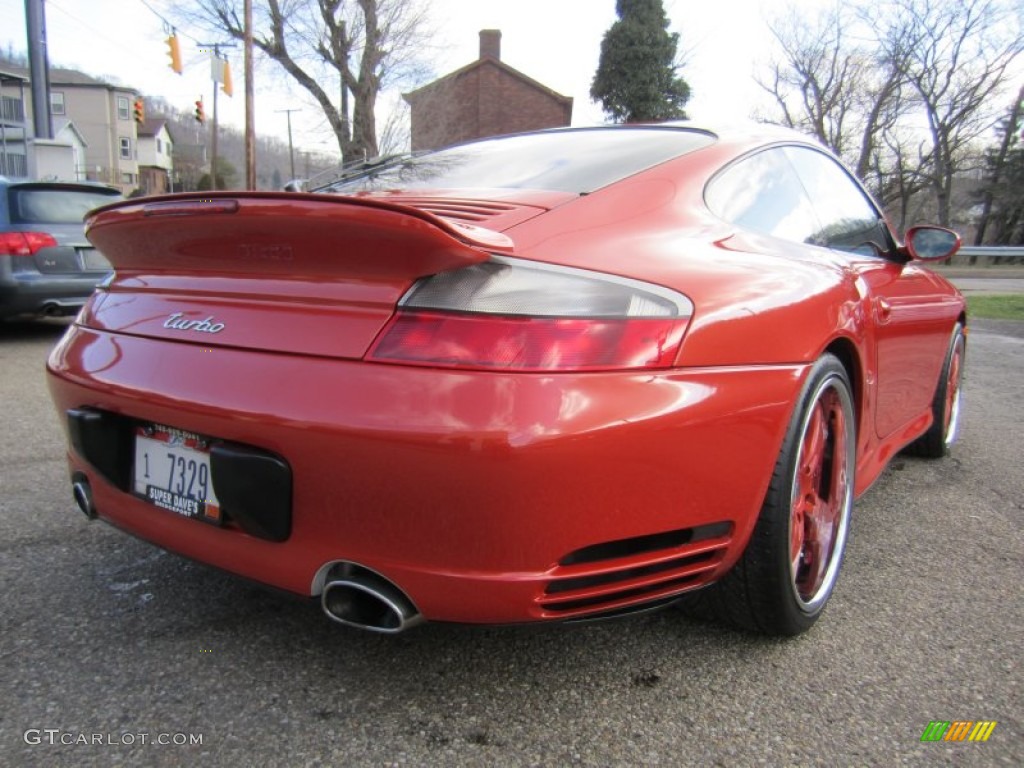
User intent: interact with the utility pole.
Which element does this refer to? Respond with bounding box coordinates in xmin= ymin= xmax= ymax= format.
xmin=24 ymin=0 xmax=52 ymax=140
xmin=197 ymin=42 xmax=235 ymax=188
xmin=244 ymin=0 xmax=255 ymax=189
xmin=276 ymin=109 xmax=300 ymax=180
xmin=212 ymin=68 xmax=218 ymax=188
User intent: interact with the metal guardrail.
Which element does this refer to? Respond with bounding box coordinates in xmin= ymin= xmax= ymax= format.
xmin=950 ymin=246 xmax=1024 ymax=266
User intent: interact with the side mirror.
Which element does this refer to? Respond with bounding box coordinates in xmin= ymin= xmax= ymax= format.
xmin=903 ymin=226 xmax=960 ymax=262
xmin=283 ymin=179 xmax=307 ymax=193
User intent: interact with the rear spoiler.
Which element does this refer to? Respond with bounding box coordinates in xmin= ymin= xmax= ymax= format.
xmin=85 ymin=191 xmax=513 ymax=281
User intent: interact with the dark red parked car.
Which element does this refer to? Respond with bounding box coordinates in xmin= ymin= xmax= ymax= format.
xmin=46 ymin=124 xmax=965 ymax=635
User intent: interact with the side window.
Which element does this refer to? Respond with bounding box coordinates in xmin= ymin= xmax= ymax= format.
xmin=784 ymin=146 xmax=894 ymax=257
xmin=705 ymin=148 xmax=820 ymax=244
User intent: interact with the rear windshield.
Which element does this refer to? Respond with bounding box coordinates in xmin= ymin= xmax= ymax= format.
xmin=319 ymin=127 xmax=716 ymax=195
xmin=9 ymin=187 xmax=122 ymax=224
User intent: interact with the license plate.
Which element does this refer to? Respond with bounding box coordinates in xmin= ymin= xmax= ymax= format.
xmin=133 ymin=424 xmax=222 ymax=525
xmin=80 ymin=247 xmax=111 ymax=271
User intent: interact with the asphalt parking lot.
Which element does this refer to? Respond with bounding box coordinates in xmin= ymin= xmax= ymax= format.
xmin=0 ymin=311 xmax=1021 ymax=767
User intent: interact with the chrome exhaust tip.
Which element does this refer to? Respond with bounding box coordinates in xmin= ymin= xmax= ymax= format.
xmin=71 ymin=473 xmax=97 ymax=520
xmin=321 ymin=563 xmax=423 ymax=634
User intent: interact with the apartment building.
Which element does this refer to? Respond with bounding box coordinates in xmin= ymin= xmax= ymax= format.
xmin=0 ymin=65 xmax=145 ymax=193
xmin=0 ymin=69 xmax=31 ymax=178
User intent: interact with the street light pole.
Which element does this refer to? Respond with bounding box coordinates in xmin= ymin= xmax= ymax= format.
xmin=276 ymin=108 xmax=300 ymax=180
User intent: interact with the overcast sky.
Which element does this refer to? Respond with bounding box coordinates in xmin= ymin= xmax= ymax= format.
xmin=0 ymin=0 xmax=836 ymax=154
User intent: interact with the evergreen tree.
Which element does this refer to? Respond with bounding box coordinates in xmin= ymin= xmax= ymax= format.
xmin=978 ymin=133 xmax=1024 ymax=246
xmin=198 ymin=157 xmax=238 ymax=191
xmin=975 ymin=88 xmax=1024 ymax=245
xmin=590 ymin=0 xmax=691 ymax=123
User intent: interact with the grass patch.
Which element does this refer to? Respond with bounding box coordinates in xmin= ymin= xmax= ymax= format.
xmin=966 ymin=294 xmax=1024 ymax=320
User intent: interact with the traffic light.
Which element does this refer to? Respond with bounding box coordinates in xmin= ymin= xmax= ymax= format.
xmin=166 ymin=33 xmax=183 ymax=74
xmin=133 ymin=97 xmax=144 ymax=124
xmin=221 ymin=60 xmax=233 ymax=98
xmin=194 ymin=99 xmax=205 ymax=124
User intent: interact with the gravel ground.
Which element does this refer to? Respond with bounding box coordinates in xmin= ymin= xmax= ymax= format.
xmin=0 ymin=316 xmax=1020 ymax=767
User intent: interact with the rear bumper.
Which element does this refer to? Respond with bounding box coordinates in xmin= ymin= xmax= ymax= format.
xmin=47 ymin=325 xmax=807 ymax=624
xmin=0 ymin=270 xmax=106 ymax=318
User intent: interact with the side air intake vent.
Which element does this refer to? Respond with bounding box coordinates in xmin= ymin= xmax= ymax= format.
xmin=538 ymin=522 xmax=733 ymax=617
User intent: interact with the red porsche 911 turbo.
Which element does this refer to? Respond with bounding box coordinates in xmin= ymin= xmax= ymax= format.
xmin=46 ymin=123 xmax=966 ymax=636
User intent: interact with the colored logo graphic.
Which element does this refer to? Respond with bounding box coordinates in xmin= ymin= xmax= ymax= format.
xmin=920 ymin=721 xmax=997 ymax=742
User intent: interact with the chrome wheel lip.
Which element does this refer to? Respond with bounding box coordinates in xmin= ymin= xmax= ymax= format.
xmin=944 ymin=386 xmax=962 ymax=446
xmin=943 ymin=338 xmax=964 ymax=447
xmin=787 ymin=373 xmax=855 ymax=614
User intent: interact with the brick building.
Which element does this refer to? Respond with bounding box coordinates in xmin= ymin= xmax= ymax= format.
xmin=403 ymin=30 xmax=573 ymax=151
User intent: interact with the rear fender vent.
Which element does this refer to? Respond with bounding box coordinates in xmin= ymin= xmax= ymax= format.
xmin=546 ymin=550 xmax=717 ymax=595
xmin=559 ymin=522 xmax=731 ymax=566
xmin=538 ymin=522 xmax=733 ymax=617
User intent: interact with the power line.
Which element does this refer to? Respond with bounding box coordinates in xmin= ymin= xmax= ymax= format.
xmin=137 ymin=0 xmax=201 ymax=44
xmin=47 ymin=0 xmax=158 ymax=63
xmin=45 ymin=0 xmax=209 ymax=76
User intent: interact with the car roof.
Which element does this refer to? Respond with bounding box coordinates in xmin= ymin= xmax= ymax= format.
xmin=471 ymin=119 xmax=814 ymax=142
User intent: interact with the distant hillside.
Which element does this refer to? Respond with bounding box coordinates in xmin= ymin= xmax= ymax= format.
xmin=143 ymin=95 xmax=339 ymax=191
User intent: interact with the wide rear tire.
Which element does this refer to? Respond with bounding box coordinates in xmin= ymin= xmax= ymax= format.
xmin=907 ymin=322 xmax=965 ymax=458
xmin=687 ymin=354 xmax=856 ymax=635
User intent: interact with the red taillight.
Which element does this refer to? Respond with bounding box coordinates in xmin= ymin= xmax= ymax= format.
xmin=367 ymin=257 xmax=694 ymax=372
xmin=369 ymin=312 xmax=689 ymax=372
xmin=0 ymin=231 xmax=59 ymax=256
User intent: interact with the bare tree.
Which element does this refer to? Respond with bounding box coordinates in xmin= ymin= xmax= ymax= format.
xmin=376 ymin=97 xmax=410 ymax=156
xmin=172 ymin=0 xmax=430 ymax=161
xmin=877 ymin=0 xmax=1024 ymax=226
xmin=870 ymin=124 xmax=932 ymax=232
xmin=759 ymin=6 xmax=858 ymax=156
xmin=758 ymin=5 xmax=910 ymax=202
xmin=760 ymin=0 xmax=1023 ymax=231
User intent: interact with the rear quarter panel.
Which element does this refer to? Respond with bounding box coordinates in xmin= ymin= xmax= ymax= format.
xmin=503 ymin=139 xmax=963 ymax=497
xmin=504 ymin=144 xmax=867 ymax=369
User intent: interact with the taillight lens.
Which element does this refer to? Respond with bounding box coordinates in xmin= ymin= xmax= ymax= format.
xmin=0 ymin=231 xmax=58 ymax=256
xmin=368 ymin=257 xmax=693 ymax=371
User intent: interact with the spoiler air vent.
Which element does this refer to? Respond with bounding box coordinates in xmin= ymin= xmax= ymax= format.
xmin=389 ymin=198 xmax=519 ymax=222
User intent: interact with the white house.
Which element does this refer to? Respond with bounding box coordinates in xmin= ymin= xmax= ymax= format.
xmin=137 ymin=118 xmax=175 ymax=195
xmin=32 ymin=118 xmax=89 ymax=181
